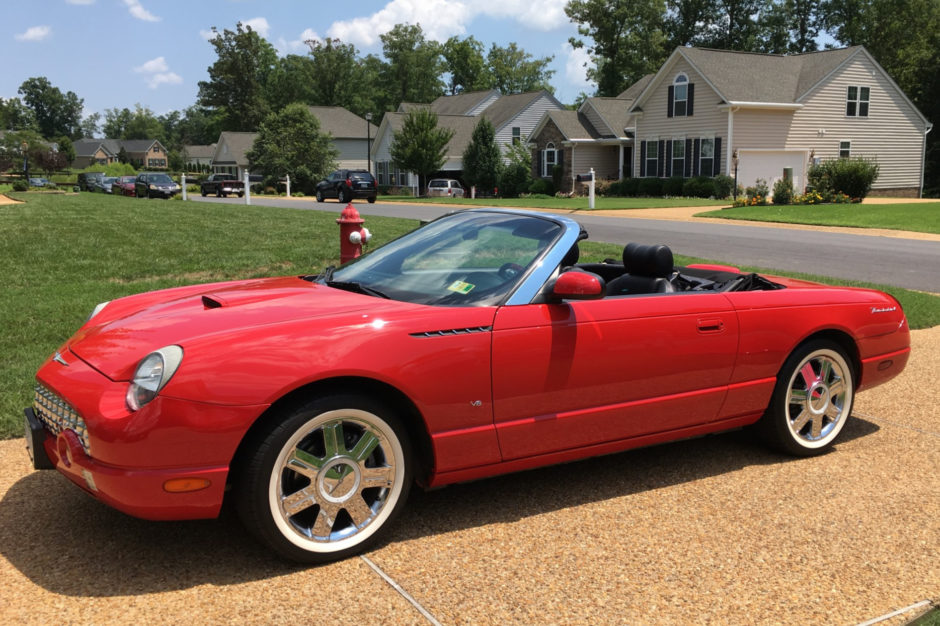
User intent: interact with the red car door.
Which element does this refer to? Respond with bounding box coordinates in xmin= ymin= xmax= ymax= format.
xmin=491 ymin=293 xmax=739 ymax=460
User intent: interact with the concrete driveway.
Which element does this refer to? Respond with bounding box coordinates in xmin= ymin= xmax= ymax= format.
xmin=1 ymin=327 xmax=936 ymax=625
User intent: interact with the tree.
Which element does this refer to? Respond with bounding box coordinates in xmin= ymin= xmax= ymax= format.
xmin=390 ymin=108 xmax=454 ymax=194
xmin=125 ymin=104 xmax=165 ymax=140
xmin=79 ymin=112 xmax=100 ymax=138
xmin=566 ymin=0 xmax=669 ymax=96
xmin=487 ymin=43 xmax=556 ymax=94
xmin=55 ymin=136 xmax=76 ymax=167
xmin=176 ymin=105 xmax=222 ymax=146
xmin=266 ymin=53 xmax=318 ymax=110
xmin=462 ymin=118 xmax=501 ymax=194
xmin=380 ymin=24 xmax=445 ymax=106
xmin=303 ymin=38 xmax=365 ymax=110
xmin=0 ymin=97 xmax=37 ymax=132
xmin=197 ymin=23 xmax=278 ymax=131
xmin=117 ymin=146 xmax=129 ymax=164
xmin=17 ymin=77 xmax=84 ymax=139
xmin=499 ymin=140 xmax=534 ymax=197
xmin=246 ymin=103 xmax=338 ymax=194
xmin=442 ymin=36 xmax=490 ymax=94
xmin=102 ymin=107 xmax=133 ymax=138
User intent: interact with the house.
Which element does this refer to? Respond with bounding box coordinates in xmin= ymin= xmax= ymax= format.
xmin=210 ymin=131 xmax=257 ymax=178
xmin=183 ymin=144 xmax=216 ymax=170
xmin=530 ymin=47 xmax=932 ymax=197
xmin=372 ymin=90 xmax=566 ymax=190
xmin=73 ymin=138 xmax=170 ymax=170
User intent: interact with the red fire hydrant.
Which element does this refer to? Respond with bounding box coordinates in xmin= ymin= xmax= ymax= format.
xmin=336 ymin=203 xmax=372 ymax=264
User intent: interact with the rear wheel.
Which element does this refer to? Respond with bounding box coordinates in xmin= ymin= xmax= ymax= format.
xmin=216 ymin=188 xmax=222 ymax=198
xmin=316 ymin=190 xmax=324 ymax=203
xmin=236 ymin=395 xmax=412 ymax=563
xmin=367 ymin=196 xmax=376 ymax=204
xmin=758 ymin=340 xmax=855 ymax=456
xmin=337 ymin=188 xmax=347 ymax=204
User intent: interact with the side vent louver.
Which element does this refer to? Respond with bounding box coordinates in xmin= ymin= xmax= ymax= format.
xmin=410 ymin=326 xmax=492 ymax=338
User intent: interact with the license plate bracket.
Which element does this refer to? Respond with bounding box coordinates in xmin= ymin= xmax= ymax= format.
xmin=24 ymin=408 xmax=55 ymax=470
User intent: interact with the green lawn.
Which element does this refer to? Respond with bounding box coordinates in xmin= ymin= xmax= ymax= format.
xmin=380 ymin=195 xmax=728 ymax=210
xmin=0 ymin=192 xmax=935 ymax=439
xmin=696 ymin=202 xmax=940 ymax=234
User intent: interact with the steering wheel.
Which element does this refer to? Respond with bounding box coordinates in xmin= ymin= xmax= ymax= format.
xmin=498 ymin=262 xmax=525 ymax=280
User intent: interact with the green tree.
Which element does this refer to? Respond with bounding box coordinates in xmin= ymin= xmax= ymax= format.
xmin=442 ymin=36 xmax=490 ymax=94
xmin=380 ymin=24 xmax=445 ymax=106
xmin=177 ymin=106 xmax=222 ymax=146
xmin=55 ymin=136 xmax=76 ymax=167
xmin=79 ymin=112 xmax=100 ymax=138
xmin=17 ymin=77 xmax=84 ymax=139
xmin=390 ymin=108 xmax=454 ymax=194
xmin=487 ymin=43 xmax=556 ymax=94
xmin=0 ymin=97 xmax=37 ymax=132
xmin=125 ymin=104 xmax=165 ymax=141
xmin=246 ymin=103 xmax=338 ymax=194
xmin=303 ymin=38 xmax=366 ymax=110
xmin=102 ymin=107 xmax=133 ymax=138
xmin=499 ymin=140 xmax=535 ymax=198
xmin=197 ymin=22 xmax=278 ymax=131
xmin=266 ymin=53 xmax=318 ymax=110
xmin=462 ymin=118 xmax=501 ymax=194
xmin=566 ymin=0 xmax=669 ymax=96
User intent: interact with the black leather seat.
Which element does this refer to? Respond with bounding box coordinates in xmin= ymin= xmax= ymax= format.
xmin=606 ymin=243 xmax=675 ymax=296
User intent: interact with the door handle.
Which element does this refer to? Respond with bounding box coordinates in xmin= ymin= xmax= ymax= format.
xmin=697 ymin=318 xmax=724 ymax=333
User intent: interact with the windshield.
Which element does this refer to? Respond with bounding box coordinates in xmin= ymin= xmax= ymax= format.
xmin=328 ymin=211 xmax=562 ymax=306
xmin=149 ymin=174 xmax=173 ymax=184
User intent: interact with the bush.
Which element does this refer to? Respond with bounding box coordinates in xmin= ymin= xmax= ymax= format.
xmin=807 ymin=157 xmax=879 ymax=201
xmin=44 ymin=183 xmax=58 ymax=191
xmin=663 ymin=175 xmax=685 ymax=196
xmin=772 ymin=177 xmax=793 ymax=204
xmin=682 ymin=176 xmax=717 ymax=198
xmin=528 ymin=178 xmax=553 ymax=195
xmin=11 ymin=180 xmax=28 ymax=192
xmin=713 ymin=174 xmax=734 ymax=198
xmin=551 ymin=164 xmax=563 ymax=193
xmin=637 ymin=177 xmax=663 ymax=197
xmin=498 ymin=163 xmax=532 ymax=198
xmin=745 ymin=178 xmax=769 ymax=205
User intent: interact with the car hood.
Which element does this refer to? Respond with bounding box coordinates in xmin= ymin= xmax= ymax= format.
xmin=68 ymin=276 xmax=413 ymax=381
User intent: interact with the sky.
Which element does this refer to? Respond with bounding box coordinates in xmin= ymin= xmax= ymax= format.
xmin=1 ymin=0 xmax=594 ymax=129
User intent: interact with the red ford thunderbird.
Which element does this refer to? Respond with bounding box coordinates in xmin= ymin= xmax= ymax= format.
xmin=26 ymin=209 xmax=910 ymax=562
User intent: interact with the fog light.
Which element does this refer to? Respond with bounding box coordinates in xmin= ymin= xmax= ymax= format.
xmin=877 ymin=359 xmax=894 ymax=371
xmin=163 ymin=478 xmax=211 ymax=493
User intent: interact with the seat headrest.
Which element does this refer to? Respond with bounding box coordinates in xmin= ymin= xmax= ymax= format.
xmin=561 ymin=243 xmax=580 ymax=267
xmin=622 ymin=243 xmax=674 ymax=277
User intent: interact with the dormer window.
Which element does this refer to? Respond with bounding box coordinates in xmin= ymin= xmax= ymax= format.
xmin=668 ymin=74 xmax=694 ymax=118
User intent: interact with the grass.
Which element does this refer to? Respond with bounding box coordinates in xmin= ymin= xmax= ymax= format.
xmin=696 ymin=202 xmax=940 ymax=234
xmin=0 ymin=192 xmax=935 ymax=439
xmin=379 ymin=195 xmax=728 ymax=210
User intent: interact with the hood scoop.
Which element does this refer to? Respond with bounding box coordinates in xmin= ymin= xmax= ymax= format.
xmin=202 ymin=295 xmax=223 ymax=309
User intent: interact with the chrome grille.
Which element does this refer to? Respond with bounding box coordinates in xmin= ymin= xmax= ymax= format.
xmin=33 ymin=384 xmax=91 ymax=454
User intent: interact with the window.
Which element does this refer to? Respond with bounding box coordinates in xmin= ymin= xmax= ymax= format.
xmin=672 ymin=140 xmax=685 ymax=176
xmin=512 ymin=127 xmax=521 ymax=145
xmin=700 ymin=138 xmax=714 ymax=176
xmin=645 ymin=141 xmax=658 ymax=177
xmin=673 ymin=74 xmax=688 ymax=117
xmin=846 ymin=86 xmax=870 ymax=117
xmin=542 ymin=142 xmax=557 ymax=178
xmin=839 ymin=141 xmax=851 ymax=158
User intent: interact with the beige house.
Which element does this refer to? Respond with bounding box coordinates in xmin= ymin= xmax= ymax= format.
xmin=73 ymin=139 xmax=169 ymax=169
xmin=531 ymin=46 xmax=932 ymax=197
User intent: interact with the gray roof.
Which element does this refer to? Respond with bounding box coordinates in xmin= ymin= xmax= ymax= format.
xmin=382 ymin=112 xmax=480 ymax=158
xmin=479 ymin=91 xmax=559 ymax=130
xmin=584 ymin=97 xmax=635 ymax=136
xmin=543 ymin=110 xmax=602 ymax=140
xmin=427 ymin=90 xmax=501 ymax=116
xmin=214 ymin=131 xmax=258 ymax=164
xmin=183 ymin=144 xmax=216 ymax=159
xmin=307 ymin=106 xmax=377 ymax=138
xmin=617 ymin=74 xmax=654 ymax=100
xmin=73 ymin=139 xmax=115 ymax=158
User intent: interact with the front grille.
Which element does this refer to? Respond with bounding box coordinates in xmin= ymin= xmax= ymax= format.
xmin=33 ymin=385 xmax=91 ymax=454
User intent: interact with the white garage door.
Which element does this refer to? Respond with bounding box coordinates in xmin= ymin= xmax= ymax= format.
xmin=738 ymin=150 xmax=807 ymax=198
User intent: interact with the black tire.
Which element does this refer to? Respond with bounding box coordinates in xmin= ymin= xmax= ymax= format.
xmin=236 ymin=394 xmax=413 ymax=563
xmin=367 ymin=196 xmax=376 ymax=204
xmin=337 ymin=188 xmax=347 ymax=204
xmin=140 ymin=189 xmax=148 ymax=199
xmin=216 ymin=188 xmax=222 ymax=198
xmin=201 ymin=188 xmax=207 ymax=197
xmin=316 ymin=190 xmax=324 ymax=203
xmin=237 ymin=192 xmax=244 ymax=198
xmin=757 ymin=340 xmax=855 ymax=456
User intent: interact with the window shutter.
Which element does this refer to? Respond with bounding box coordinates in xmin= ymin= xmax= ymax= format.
xmin=538 ymin=150 xmax=544 ymax=177
xmin=556 ymin=149 xmax=564 ymax=175
xmin=685 ymin=138 xmax=693 ymax=177
xmin=667 ymin=86 xmax=674 ymax=118
xmin=693 ymin=139 xmax=700 ymax=176
xmin=640 ymin=142 xmax=646 ymax=177
xmin=714 ymin=137 xmax=722 ymax=176
xmin=687 ymin=84 xmax=694 ymax=116
xmin=658 ymin=140 xmax=665 ymax=178
xmin=665 ymin=140 xmax=672 ymax=177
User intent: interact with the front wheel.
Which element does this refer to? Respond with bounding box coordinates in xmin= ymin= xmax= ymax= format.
xmin=758 ymin=340 xmax=855 ymax=456
xmin=236 ymin=395 xmax=413 ymax=563
xmin=337 ymin=188 xmax=347 ymax=204
xmin=316 ymin=190 xmax=324 ymax=203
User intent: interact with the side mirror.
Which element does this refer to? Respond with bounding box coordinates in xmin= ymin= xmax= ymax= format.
xmin=550 ymin=270 xmax=605 ymax=301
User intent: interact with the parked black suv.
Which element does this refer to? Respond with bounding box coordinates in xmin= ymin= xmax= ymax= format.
xmin=315 ymin=169 xmax=377 ymax=204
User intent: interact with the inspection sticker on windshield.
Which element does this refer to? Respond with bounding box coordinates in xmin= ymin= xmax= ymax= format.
xmin=447 ymin=280 xmax=475 ymax=294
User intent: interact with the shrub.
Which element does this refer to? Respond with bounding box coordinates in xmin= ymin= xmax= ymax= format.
xmin=772 ymin=177 xmax=793 ymax=205
xmin=551 ymin=164 xmax=563 ymax=193
xmin=528 ymin=178 xmax=553 ymax=195
xmin=637 ymin=177 xmax=663 ymax=197
xmin=745 ymin=178 xmax=769 ymax=205
xmin=713 ymin=174 xmax=734 ymax=198
xmin=663 ymin=175 xmax=685 ymax=196
xmin=683 ymin=176 xmax=717 ymax=198
xmin=187 ymin=184 xmax=200 ymax=193
xmin=808 ymin=157 xmax=879 ymax=201
xmin=498 ymin=162 xmax=532 ymax=198
xmin=12 ymin=180 xmax=28 ymax=192
xmin=621 ymin=177 xmax=640 ymax=197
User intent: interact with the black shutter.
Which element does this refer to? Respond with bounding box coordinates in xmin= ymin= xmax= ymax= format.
xmin=640 ymin=142 xmax=646 ymax=177
xmin=667 ymin=85 xmax=674 ymax=118
xmin=538 ymin=150 xmax=544 ymax=177
xmin=685 ymin=138 xmax=693 ymax=177
xmin=556 ymin=149 xmax=564 ymax=180
xmin=658 ymin=140 xmax=665 ymax=178
xmin=687 ymin=84 xmax=695 ymax=116
xmin=714 ymin=137 xmax=722 ymax=176
xmin=693 ymin=139 xmax=700 ymax=176
xmin=665 ymin=140 xmax=672 ymax=177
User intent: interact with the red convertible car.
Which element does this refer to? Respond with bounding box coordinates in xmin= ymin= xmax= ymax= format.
xmin=26 ymin=209 xmax=910 ymax=563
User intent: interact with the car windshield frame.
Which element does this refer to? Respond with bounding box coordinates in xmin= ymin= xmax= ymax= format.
xmin=147 ymin=174 xmax=174 ymax=184
xmin=325 ymin=209 xmax=582 ymax=307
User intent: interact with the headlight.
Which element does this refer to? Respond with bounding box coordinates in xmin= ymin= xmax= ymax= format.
xmin=86 ymin=301 xmax=110 ymax=322
xmin=126 ymin=345 xmax=183 ymax=411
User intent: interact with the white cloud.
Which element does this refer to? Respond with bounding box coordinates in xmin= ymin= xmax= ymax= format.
xmin=134 ymin=56 xmax=182 ymax=89
xmin=241 ymin=17 xmax=270 ymax=38
xmin=123 ymin=0 xmax=160 ymax=22
xmin=15 ymin=25 xmax=51 ymax=42
xmin=65 ymin=0 xmax=96 ymax=5
xmin=563 ymin=42 xmax=594 ymax=92
xmin=327 ymin=0 xmax=568 ymax=48
xmin=199 ymin=28 xmax=217 ymax=41
xmin=277 ymin=28 xmax=320 ymax=55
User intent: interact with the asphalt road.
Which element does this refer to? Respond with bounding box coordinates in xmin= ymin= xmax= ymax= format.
xmin=191 ymin=196 xmax=940 ymax=292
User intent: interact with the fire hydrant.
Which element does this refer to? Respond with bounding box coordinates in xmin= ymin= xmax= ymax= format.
xmin=336 ymin=203 xmax=372 ymax=264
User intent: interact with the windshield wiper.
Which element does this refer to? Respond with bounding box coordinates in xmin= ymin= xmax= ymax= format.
xmin=325 ymin=280 xmax=390 ymax=299
xmin=303 ymin=265 xmax=336 ymax=283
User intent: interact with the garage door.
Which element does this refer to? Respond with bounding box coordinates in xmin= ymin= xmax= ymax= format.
xmin=738 ymin=150 xmax=807 ymax=198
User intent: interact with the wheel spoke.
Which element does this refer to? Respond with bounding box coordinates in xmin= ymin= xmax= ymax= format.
xmin=282 ymin=485 xmax=319 ymax=516
xmin=819 ymin=358 xmax=833 ymax=383
xmin=350 ymin=431 xmax=381 ymax=463
xmin=791 ymin=408 xmax=812 ymax=434
xmin=361 ymin=465 xmax=395 ymax=488
xmin=788 ymin=388 xmax=809 ymax=405
xmin=313 ymin=501 xmax=340 ymax=537
xmin=321 ymin=421 xmax=345 ymax=457
xmin=287 ymin=448 xmax=324 ymax=478
xmin=345 ymin=494 xmax=374 ymax=528
xmin=810 ymin=413 xmax=823 ymax=438
xmin=828 ymin=379 xmax=846 ymax=399
xmin=825 ymin=404 xmax=842 ymax=422
xmin=799 ymin=363 xmax=818 ymax=387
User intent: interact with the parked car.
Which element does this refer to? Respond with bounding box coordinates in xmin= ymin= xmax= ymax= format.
xmin=77 ymin=172 xmax=104 ymax=191
xmin=25 ymin=209 xmax=910 ymax=564
xmin=28 ymin=177 xmax=51 ymax=187
xmin=112 ymin=175 xmax=137 ymax=197
xmin=135 ymin=172 xmax=180 ymax=199
xmin=91 ymin=176 xmax=117 ymax=193
xmin=315 ymin=169 xmax=377 ymax=203
xmin=200 ymin=173 xmax=245 ymax=198
xmin=427 ymin=178 xmax=465 ymax=197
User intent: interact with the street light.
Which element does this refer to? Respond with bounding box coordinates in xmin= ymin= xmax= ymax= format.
xmin=365 ymin=112 xmax=373 ymax=174
xmin=731 ymin=149 xmax=739 ymax=201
